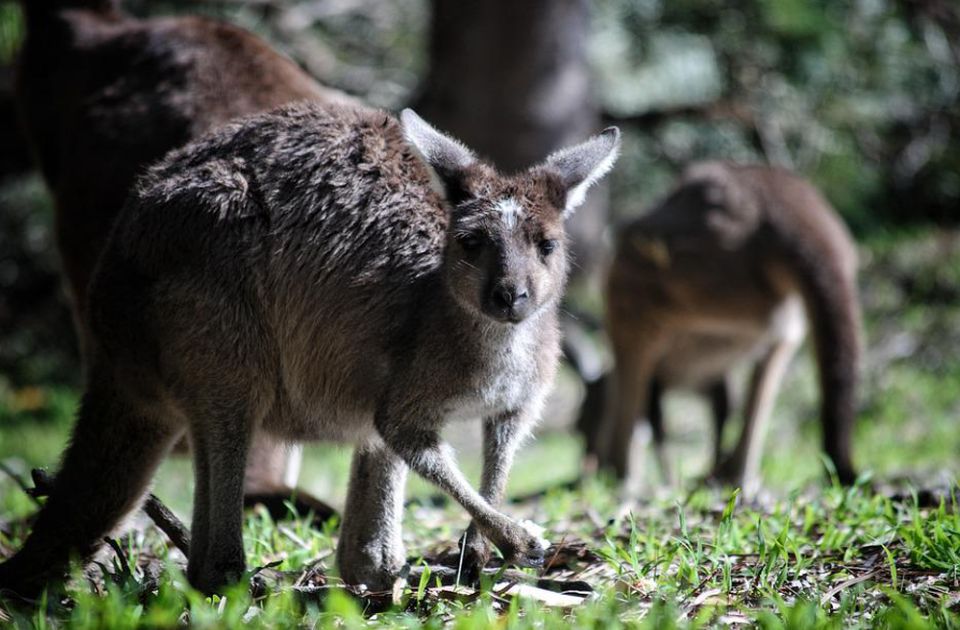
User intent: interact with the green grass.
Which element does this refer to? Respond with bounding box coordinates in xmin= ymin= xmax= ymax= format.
xmin=1 ymin=231 xmax=959 ymax=628
xmin=1 ymin=475 xmax=958 ymax=628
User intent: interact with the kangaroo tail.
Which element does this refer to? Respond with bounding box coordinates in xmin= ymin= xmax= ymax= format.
xmin=775 ymin=188 xmax=862 ymax=485
xmin=0 ymin=367 xmax=177 ymax=598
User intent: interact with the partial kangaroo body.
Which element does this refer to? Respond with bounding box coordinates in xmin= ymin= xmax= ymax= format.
xmin=590 ymin=162 xmax=861 ymax=493
xmin=0 ymin=103 xmax=620 ymax=595
xmin=14 ymin=0 xmax=356 ymax=517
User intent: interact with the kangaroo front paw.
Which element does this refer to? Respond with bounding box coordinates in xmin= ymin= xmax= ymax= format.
xmin=503 ymin=534 xmax=546 ymax=569
xmin=486 ymin=519 xmax=547 ymax=570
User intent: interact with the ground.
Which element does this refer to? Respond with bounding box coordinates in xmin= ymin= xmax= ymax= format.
xmin=0 ymin=231 xmax=958 ymax=628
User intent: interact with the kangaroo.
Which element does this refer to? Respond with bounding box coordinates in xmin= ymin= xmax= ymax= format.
xmin=586 ymin=162 xmax=861 ymax=494
xmin=14 ymin=0 xmax=357 ymax=519
xmin=0 ymin=103 xmax=620 ymax=596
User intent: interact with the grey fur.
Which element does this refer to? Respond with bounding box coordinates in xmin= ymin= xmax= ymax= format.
xmin=0 ymin=102 xmax=620 ymax=595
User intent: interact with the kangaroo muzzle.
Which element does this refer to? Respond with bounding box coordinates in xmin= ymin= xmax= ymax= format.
xmin=485 ymin=281 xmax=532 ymax=323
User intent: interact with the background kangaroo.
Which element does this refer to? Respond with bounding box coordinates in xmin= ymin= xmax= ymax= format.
xmin=585 ymin=162 xmax=861 ymax=494
xmin=0 ymin=103 xmax=620 ymax=595
xmin=15 ymin=0 xmax=357 ymax=517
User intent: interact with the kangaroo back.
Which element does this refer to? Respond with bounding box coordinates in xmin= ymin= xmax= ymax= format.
xmin=15 ymin=1 xmax=352 ymax=318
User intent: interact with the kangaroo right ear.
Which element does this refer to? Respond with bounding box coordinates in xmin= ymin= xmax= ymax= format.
xmin=401 ymin=109 xmax=476 ymax=202
xmin=541 ymin=127 xmax=621 ymax=216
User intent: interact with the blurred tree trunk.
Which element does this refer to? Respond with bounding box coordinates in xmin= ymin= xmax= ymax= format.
xmin=0 ymin=65 xmax=33 ymax=179
xmin=414 ymin=0 xmax=608 ymax=288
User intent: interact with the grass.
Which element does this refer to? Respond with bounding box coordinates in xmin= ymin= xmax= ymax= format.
xmin=1 ymin=231 xmax=959 ymax=628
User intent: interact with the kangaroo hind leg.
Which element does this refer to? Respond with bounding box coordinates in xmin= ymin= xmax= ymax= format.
xmin=0 ymin=369 xmax=180 ymax=598
xmin=712 ymin=338 xmax=800 ymax=496
xmin=707 ymin=376 xmax=732 ymax=471
xmin=186 ymin=400 xmax=259 ymax=595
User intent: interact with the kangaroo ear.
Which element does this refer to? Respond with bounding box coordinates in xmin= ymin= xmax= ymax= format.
xmin=401 ymin=109 xmax=476 ymax=201
xmin=541 ymin=127 xmax=621 ymax=216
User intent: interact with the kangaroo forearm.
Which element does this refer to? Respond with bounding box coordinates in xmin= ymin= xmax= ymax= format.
xmin=478 ymin=461 xmax=513 ymax=507
xmin=379 ymin=424 xmax=504 ymax=529
xmin=478 ymin=412 xmax=531 ymax=506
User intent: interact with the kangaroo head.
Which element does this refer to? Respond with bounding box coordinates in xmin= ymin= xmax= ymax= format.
xmin=401 ymin=109 xmax=620 ymax=324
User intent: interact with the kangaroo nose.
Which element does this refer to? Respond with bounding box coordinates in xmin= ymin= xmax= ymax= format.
xmin=492 ymin=285 xmax=529 ymax=310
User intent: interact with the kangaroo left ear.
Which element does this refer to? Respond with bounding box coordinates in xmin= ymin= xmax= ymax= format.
xmin=541 ymin=127 xmax=621 ymax=216
xmin=401 ymin=109 xmax=476 ymax=202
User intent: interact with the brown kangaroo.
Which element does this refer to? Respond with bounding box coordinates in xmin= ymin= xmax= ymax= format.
xmin=14 ymin=0 xmax=357 ymax=518
xmin=0 ymin=102 xmax=620 ymax=596
xmin=586 ymin=162 xmax=861 ymax=494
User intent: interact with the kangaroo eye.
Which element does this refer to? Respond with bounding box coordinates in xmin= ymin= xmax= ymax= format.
xmin=458 ymin=233 xmax=483 ymax=253
xmin=539 ymin=239 xmax=558 ymax=256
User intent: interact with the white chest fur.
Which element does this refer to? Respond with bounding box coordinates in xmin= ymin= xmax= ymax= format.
xmin=443 ymin=324 xmax=541 ymax=422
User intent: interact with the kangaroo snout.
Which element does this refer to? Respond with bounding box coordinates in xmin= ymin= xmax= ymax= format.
xmin=486 ymin=282 xmax=532 ymax=322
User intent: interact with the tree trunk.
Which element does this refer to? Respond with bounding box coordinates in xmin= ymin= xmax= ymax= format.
xmin=0 ymin=65 xmax=33 ymax=179
xmin=414 ymin=0 xmax=608 ymax=285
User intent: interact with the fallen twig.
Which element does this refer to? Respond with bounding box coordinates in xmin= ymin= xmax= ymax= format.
xmin=142 ymin=495 xmax=192 ymax=557
xmin=541 ymin=535 xmax=567 ymax=574
xmin=278 ymin=524 xmax=311 ymax=550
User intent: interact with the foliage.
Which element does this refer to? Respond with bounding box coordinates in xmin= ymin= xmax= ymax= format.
xmin=0 ymin=1 xmax=22 ymax=64
xmin=592 ymin=0 xmax=960 ymax=230
xmin=0 ymin=176 xmax=77 ymax=386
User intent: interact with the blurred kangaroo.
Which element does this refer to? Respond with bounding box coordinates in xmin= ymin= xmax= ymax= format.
xmin=0 ymin=103 xmax=620 ymax=595
xmin=585 ymin=162 xmax=861 ymax=494
xmin=14 ymin=0 xmax=357 ymax=518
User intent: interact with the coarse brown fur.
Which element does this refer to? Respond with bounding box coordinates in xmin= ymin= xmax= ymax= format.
xmin=0 ymin=102 xmax=620 ymax=595
xmin=584 ymin=162 xmax=861 ymax=493
xmin=14 ymin=0 xmax=357 ymax=515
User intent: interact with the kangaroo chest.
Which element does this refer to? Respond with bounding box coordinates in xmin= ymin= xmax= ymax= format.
xmin=440 ymin=328 xmax=545 ymax=422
